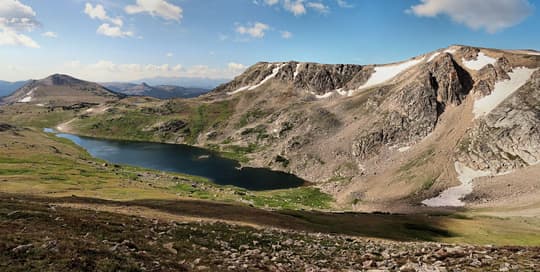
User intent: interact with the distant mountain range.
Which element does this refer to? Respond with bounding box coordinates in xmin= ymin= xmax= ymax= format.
xmin=102 ymin=82 xmax=210 ymax=99
xmin=0 ymin=76 xmax=213 ymax=102
xmin=1 ymin=74 xmax=122 ymax=106
xmin=132 ymin=77 xmax=228 ymax=89
xmin=0 ymin=80 xmax=28 ymax=97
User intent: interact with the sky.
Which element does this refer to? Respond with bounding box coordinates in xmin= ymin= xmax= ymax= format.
xmin=0 ymin=0 xmax=538 ymax=82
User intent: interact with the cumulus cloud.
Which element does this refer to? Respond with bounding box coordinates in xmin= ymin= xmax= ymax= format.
xmin=84 ymin=3 xmax=133 ymax=38
xmin=96 ymin=23 xmax=134 ymax=38
xmin=236 ymin=22 xmax=270 ymax=38
xmin=41 ymin=31 xmax=57 ymax=38
xmin=284 ymin=0 xmax=306 ymax=16
xmin=264 ymin=0 xmax=280 ymax=5
xmin=0 ymin=0 xmax=39 ymax=30
xmin=0 ymin=28 xmax=39 ymax=48
xmin=257 ymin=0 xmax=337 ymax=15
xmin=55 ymin=60 xmax=244 ymax=82
xmin=281 ymin=30 xmax=293 ymax=39
xmin=84 ymin=3 xmax=123 ymax=26
xmin=408 ymin=0 xmax=534 ymax=33
xmin=306 ymin=2 xmax=329 ymax=14
xmin=228 ymin=62 xmax=246 ymax=70
xmin=336 ymin=0 xmax=352 ymax=8
xmin=125 ymin=0 xmax=183 ymax=21
xmin=0 ymin=0 xmax=39 ymax=48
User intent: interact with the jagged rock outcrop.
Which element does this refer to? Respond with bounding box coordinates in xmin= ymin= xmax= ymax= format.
xmin=350 ymin=53 xmax=476 ymax=160
xmin=427 ymin=53 xmax=473 ymax=106
xmin=213 ymin=61 xmax=365 ymax=95
xmin=458 ymin=70 xmax=540 ymax=173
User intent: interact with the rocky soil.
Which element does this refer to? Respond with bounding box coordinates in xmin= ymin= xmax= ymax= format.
xmin=1 ymin=196 xmax=539 ymax=272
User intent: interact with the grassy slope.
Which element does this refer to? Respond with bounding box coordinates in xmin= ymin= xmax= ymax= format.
xmin=1 ymin=128 xmax=540 ymax=245
xmin=64 ymin=99 xmax=260 ymax=162
xmin=1 ymin=105 xmax=540 ymax=246
xmin=69 ymin=99 xmax=234 ymax=144
xmin=0 ymin=125 xmax=331 ymax=210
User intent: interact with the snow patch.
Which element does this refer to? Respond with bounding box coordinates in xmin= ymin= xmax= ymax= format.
xmin=228 ymin=63 xmax=285 ymax=95
xmin=18 ymin=88 xmax=36 ymax=103
xmin=462 ymin=52 xmax=497 ymax=70
xmin=427 ymin=52 xmax=441 ymax=62
xmin=444 ymin=48 xmax=457 ymax=54
xmin=314 ymin=92 xmax=334 ymax=99
xmin=473 ymin=67 xmax=537 ymax=118
xmin=351 ymin=57 xmax=425 ymax=94
xmin=398 ymin=146 xmax=411 ymax=152
xmin=443 ymin=45 xmax=462 ymax=55
xmin=19 ymin=96 xmax=32 ymax=102
xmin=422 ymin=162 xmax=491 ymax=207
xmin=335 ymin=88 xmax=347 ymax=96
xmin=525 ymin=51 xmax=540 ymax=56
xmin=294 ymin=63 xmax=301 ymax=79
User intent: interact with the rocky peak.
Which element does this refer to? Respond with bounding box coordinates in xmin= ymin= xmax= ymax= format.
xmin=42 ymin=74 xmax=85 ymax=86
xmin=427 ymin=53 xmax=473 ymax=107
xmin=214 ymin=61 xmax=364 ymax=95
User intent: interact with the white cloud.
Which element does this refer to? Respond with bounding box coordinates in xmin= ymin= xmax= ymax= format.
xmin=264 ymin=0 xmax=280 ymax=5
xmin=0 ymin=28 xmax=39 ymax=48
xmin=258 ymin=0 xmax=340 ymax=15
xmin=84 ymin=3 xmax=134 ymax=38
xmin=0 ymin=0 xmax=39 ymax=30
xmin=307 ymin=2 xmax=329 ymax=14
xmin=336 ymin=0 xmax=352 ymax=8
xmin=42 ymin=31 xmax=57 ymax=38
xmin=228 ymin=62 xmax=246 ymax=70
xmin=97 ymin=23 xmax=134 ymax=38
xmin=284 ymin=0 xmax=306 ymax=16
xmin=84 ymin=3 xmax=123 ymax=26
xmin=0 ymin=0 xmax=39 ymax=48
xmin=281 ymin=30 xmax=293 ymax=39
xmin=236 ymin=22 xmax=270 ymax=38
xmin=125 ymin=0 xmax=183 ymax=21
xmin=52 ymin=60 xmax=244 ymax=82
xmin=408 ymin=0 xmax=533 ymax=33
xmin=166 ymin=52 xmax=173 ymax=57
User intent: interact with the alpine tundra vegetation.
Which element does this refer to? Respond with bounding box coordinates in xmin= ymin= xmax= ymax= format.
xmin=1 ymin=0 xmax=540 ymax=271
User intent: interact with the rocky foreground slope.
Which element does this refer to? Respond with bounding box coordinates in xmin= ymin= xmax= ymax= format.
xmin=2 ymin=196 xmax=539 ymax=272
xmin=63 ymin=45 xmax=540 ymax=211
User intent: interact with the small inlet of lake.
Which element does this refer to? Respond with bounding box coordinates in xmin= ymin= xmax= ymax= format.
xmin=44 ymin=128 xmax=305 ymax=190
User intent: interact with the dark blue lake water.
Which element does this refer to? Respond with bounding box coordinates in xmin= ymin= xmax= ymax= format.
xmin=44 ymin=128 xmax=305 ymax=190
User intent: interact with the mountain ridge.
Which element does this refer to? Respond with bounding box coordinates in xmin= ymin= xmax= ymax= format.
xmin=1 ymin=74 xmax=123 ymax=106
xmin=102 ymin=82 xmax=209 ymax=99
xmin=33 ymin=45 xmax=540 ymax=213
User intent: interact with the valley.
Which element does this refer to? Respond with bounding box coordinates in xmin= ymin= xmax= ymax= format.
xmin=2 ymin=45 xmax=540 ymax=271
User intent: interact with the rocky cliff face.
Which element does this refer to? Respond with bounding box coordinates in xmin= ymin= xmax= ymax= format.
xmin=213 ymin=61 xmax=367 ymax=96
xmin=457 ymin=69 xmax=540 ymax=173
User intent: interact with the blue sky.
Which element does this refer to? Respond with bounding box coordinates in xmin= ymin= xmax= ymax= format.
xmin=0 ymin=0 xmax=538 ymax=82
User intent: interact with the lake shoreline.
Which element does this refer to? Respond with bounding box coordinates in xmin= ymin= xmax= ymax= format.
xmin=44 ymin=128 xmax=307 ymax=191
